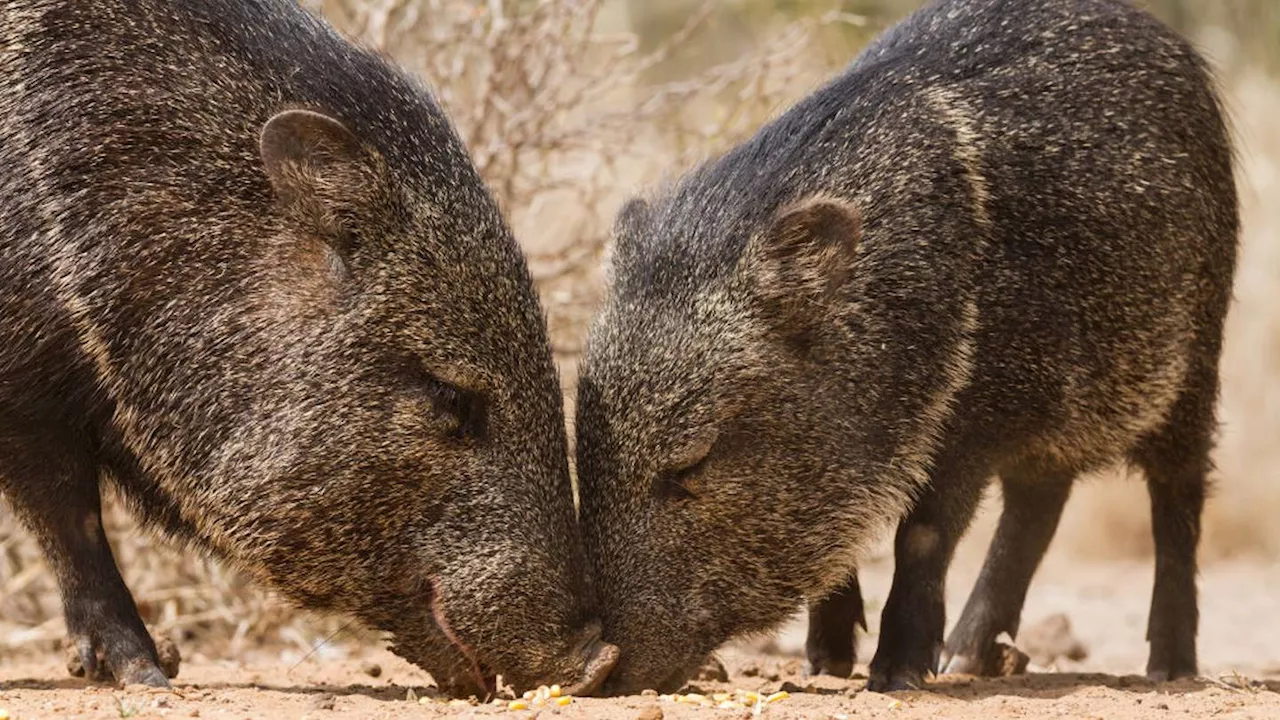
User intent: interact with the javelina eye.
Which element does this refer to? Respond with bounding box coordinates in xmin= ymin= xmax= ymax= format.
xmin=656 ymin=462 xmax=703 ymax=502
xmin=424 ymin=375 xmax=487 ymax=443
xmin=655 ymin=428 xmax=717 ymax=502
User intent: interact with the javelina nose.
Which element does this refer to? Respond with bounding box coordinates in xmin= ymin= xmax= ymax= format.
xmin=562 ymin=622 xmax=619 ymax=697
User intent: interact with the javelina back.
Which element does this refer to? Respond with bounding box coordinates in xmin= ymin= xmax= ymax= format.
xmin=0 ymin=0 xmax=616 ymax=695
xmin=575 ymin=0 xmax=1237 ymax=693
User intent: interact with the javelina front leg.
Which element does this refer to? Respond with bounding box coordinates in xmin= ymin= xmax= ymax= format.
xmin=1132 ymin=358 xmax=1216 ymax=682
xmin=940 ymin=468 xmax=1073 ymax=675
xmin=804 ymin=572 xmax=866 ymax=678
xmin=868 ymin=466 xmax=984 ymax=692
xmin=0 ymin=437 xmax=168 ymax=687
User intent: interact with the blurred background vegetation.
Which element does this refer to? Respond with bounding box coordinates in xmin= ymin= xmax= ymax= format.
xmin=3 ymin=0 xmax=1278 ymax=670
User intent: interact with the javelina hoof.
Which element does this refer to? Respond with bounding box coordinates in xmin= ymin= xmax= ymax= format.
xmin=866 ymin=669 xmax=925 ymax=693
xmin=804 ymin=655 xmax=853 ymax=680
xmin=64 ymin=627 xmax=178 ymax=687
xmin=66 ymin=646 xmax=169 ymax=688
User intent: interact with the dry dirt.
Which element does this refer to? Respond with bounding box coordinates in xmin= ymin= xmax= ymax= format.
xmin=3 ymin=546 xmax=1278 ymax=720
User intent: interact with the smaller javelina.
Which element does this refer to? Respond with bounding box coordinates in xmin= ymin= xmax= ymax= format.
xmin=574 ymin=0 xmax=1238 ymax=694
xmin=0 ymin=0 xmax=615 ymax=695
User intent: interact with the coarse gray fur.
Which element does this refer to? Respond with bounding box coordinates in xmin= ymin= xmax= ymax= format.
xmin=575 ymin=0 xmax=1237 ymax=693
xmin=0 ymin=0 xmax=616 ymax=695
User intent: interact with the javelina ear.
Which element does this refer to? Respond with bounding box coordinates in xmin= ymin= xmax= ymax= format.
xmin=258 ymin=109 xmax=384 ymax=235
xmin=745 ymin=196 xmax=861 ymax=317
xmin=604 ymin=197 xmax=652 ymax=283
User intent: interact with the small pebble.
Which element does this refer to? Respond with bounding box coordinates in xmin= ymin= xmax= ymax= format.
xmin=361 ymin=662 xmax=382 ymax=678
xmin=308 ymin=693 xmax=335 ymax=711
xmin=640 ymin=689 xmax=658 ymax=697
xmin=635 ymin=706 xmax=664 ymax=720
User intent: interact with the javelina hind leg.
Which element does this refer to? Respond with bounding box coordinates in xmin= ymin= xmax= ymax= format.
xmin=1132 ymin=357 xmax=1217 ymax=682
xmin=940 ymin=468 xmax=1073 ymax=675
xmin=869 ymin=463 xmax=985 ymax=692
xmin=0 ymin=432 xmax=168 ymax=687
xmin=804 ymin=572 xmax=867 ymax=678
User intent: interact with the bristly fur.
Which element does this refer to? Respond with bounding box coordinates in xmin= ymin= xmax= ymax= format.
xmin=0 ymin=0 xmax=611 ymax=695
xmin=576 ymin=0 xmax=1238 ymax=693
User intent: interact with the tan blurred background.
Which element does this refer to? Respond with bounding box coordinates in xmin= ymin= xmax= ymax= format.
xmin=2 ymin=0 xmax=1277 ymax=667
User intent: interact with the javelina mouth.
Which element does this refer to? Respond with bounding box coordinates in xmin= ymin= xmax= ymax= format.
xmin=428 ymin=575 xmax=497 ymax=697
xmin=562 ymin=631 xmax=620 ymax=697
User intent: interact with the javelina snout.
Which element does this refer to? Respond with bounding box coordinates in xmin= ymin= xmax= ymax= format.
xmin=0 ymin=0 xmax=613 ymax=695
xmin=576 ymin=0 xmax=1236 ymax=696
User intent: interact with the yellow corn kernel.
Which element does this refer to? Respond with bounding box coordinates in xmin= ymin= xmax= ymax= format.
xmin=712 ymin=693 xmax=732 ymax=702
xmin=508 ymin=700 xmax=530 ymax=711
xmin=888 ymin=699 xmax=903 ymax=709
xmin=549 ymin=684 xmax=563 ymax=698
xmin=522 ymin=690 xmax=537 ymax=701
xmin=659 ymin=694 xmax=676 ymax=702
xmin=719 ymin=700 xmax=744 ymax=709
xmin=680 ymin=692 xmax=706 ymax=704
xmin=766 ymin=691 xmax=790 ymax=703
xmin=555 ymin=696 xmax=573 ymax=707
xmin=740 ymin=691 xmax=761 ymax=704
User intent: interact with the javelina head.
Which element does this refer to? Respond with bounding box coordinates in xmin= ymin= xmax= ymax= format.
xmin=576 ymin=196 xmax=911 ymax=693
xmin=227 ymin=109 xmax=615 ymax=695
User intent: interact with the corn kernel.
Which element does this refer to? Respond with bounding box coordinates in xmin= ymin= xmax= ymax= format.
xmin=741 ymin=691 xmax=761 ymax=704
xmin=719 ymin=700 xmax=744 ymax=709
xmin=766 ymin=691 xmax=790 ymax=703
xmin=888 ymin=699 xmax=903 ymax=709
xmin=549 ymin=684 xmax=563 ymax=698
xmin=0 ymin=709 xmax=10 ymax=720
xmin=712 ymin=693 xmax=732 ymax=702
xmin=555 ymin=696 xmax=573 ymax=707
xmin=522 ymin=690 xmax=537 ymax=701
xmin=508 ymin=700 xmax=530 ymax=710
xmin=659 ymin=694 xmax=675 ymax=702
xmin=680 ymin=692 xmax=706 ymax=704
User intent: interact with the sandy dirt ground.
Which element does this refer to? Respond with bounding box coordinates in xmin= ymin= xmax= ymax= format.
xmin=3 ymin=542 xmax=1278 ymax=720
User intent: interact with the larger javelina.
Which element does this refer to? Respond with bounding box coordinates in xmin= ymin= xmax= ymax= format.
xmin=0 ymin=0 xmax=616 ymax=695
xmin=575 ymin=0 xmax=1237 ymax=694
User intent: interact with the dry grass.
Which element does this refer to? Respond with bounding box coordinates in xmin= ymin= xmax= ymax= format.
xmin=2 ymin=0 xmax=1277 ymax=666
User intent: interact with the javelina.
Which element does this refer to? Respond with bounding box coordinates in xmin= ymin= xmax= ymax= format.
xmin=575 ymin=0 xmax=1237 ymax=694
xmin=0 ymin=0 xmax=616 ymax=695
